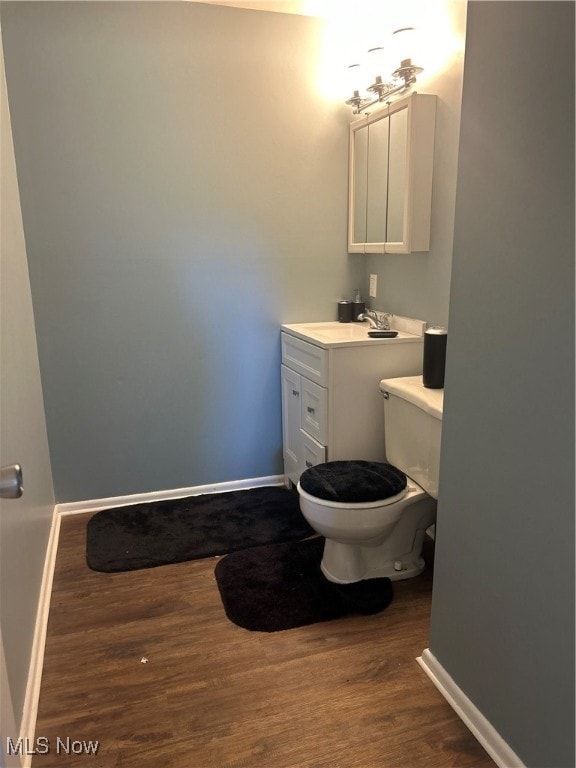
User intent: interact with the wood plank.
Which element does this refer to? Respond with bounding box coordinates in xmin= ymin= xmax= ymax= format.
xmin=31 ymin=513 xmax=496 ymax=767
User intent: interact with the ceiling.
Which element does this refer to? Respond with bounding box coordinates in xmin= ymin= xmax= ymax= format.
xmin=184 ymin=1 xmax=339 ymax=18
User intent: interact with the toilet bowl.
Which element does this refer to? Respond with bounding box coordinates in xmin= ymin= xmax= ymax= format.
xmin=297 ymin=375 xmax=443 ymax=583
xmin=298 ymin=478 xmax=436 ymax=582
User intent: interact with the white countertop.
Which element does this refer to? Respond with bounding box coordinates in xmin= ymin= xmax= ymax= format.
xmin=281 ymin=320 xmax=425 ymax=349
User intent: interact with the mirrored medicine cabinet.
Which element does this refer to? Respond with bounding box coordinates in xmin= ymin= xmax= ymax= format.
xmin=348 ymin=92 xmax=437 ymax=254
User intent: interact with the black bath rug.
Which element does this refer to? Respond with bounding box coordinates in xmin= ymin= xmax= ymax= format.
xmin=86 ymin=486 xmax=314 ymax=573
xmin=214 ymin=536 xmax=394 ymax=632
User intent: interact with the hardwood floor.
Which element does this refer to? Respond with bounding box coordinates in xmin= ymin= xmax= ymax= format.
xmin=32 ymin=512 xmax=495 ymax=768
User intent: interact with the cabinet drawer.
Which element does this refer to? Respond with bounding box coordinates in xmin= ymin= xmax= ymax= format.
xmin=281 ymin=333 xmax=328 ymax=386
xmin=301 ymin=377 xmax=328 ymax=444
xmin=300 ymin=430 xmax=326 ymax=472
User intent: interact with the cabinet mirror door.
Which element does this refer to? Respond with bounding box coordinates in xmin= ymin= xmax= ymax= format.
xmin=348 ymin=107 xmax=398 ymax=254
xmin=386 ymin=106 xmax=408 ymax=245
xmin=352 ymin=124 xmax=368 ymax=244
xmin=366 ymin=115 xmax=389 ymax=244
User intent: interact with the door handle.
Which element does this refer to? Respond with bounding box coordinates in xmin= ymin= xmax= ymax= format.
xmin=0 ymin=464 xmax=23 ymax=499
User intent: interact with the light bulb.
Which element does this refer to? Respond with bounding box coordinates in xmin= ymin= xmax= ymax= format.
xmin=391 ymin=26 xmax=419 ymax=67
xmin=345 ymin=62 xmax=365 ymax=98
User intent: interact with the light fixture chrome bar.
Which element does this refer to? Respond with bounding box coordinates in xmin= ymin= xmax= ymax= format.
xmin=346 ymin=80 xmax=409 ymax=115
xmin=345 ymin=28 xmax=423 ymax=115
xmin=345 ymin=59 xmax=422 ymax=115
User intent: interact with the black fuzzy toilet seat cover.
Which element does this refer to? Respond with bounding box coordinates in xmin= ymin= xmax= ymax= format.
xmin=299 ymin=460 xmax=407 ymax=504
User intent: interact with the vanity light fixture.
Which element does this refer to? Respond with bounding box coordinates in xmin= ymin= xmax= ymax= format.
xmin=345 ymin=27 xmax=423 ymax=115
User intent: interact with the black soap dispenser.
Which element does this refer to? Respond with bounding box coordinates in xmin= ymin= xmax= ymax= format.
xmin=352 ymin=289 xmax=365 ymax=322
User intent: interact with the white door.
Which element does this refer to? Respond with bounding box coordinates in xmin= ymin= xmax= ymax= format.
xmin=0 ymin=34 xmax=53 ymax=768
xmin=0 ymin=629 xmax=23 ymax=768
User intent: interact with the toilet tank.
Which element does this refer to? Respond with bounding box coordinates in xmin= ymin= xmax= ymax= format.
xmin=380 ymin=375 xmax=444 ymax=499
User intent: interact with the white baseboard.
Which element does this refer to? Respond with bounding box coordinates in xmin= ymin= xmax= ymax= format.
xmin=417 ymin=649 xmax=526 ymax=768
xmin=19 ymin=508 xmax=61 ymax=768
xmin=56 ymin=474 xmax=287 ymax=516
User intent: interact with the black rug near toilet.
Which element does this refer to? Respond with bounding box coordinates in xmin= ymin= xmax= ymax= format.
xmin=214 ymin=537 xmax=394 ymax=632
xmin=86 ymin=486 xmax=314 ymax=573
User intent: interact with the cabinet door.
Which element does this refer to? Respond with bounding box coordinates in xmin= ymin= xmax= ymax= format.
xmin=281 ymin=365 xmax=301 ymax=484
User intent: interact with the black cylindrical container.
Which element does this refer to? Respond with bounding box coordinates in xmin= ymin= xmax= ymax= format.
xmin=423 ymin=327 xmax=447 ymax=388
xmin=337 ymin=300 xmax=354 ymax=323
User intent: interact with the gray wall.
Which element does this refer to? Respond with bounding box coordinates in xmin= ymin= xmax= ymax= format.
xmin=1 ymin=1 xmax=362 ymax=503
xmin=430 ymin=3 xmax=574 ymax=766
xmin=1 ymin=2 xmax=467 ymax=504
xmin=0 ymin=37 xmax=54 ymax=731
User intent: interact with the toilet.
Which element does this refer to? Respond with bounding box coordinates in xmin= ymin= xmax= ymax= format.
xmin=297 ymin=375 xmax=443 ymax=582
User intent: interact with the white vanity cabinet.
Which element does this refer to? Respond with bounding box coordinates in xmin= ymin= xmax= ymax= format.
xmin=348 ymin=92 xmax=436 ymax=254
xmin=281 ymin=322 xmax=425 ymax=486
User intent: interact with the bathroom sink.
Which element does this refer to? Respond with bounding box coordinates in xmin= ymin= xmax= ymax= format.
xmin=298 ymin=323 xmax=372 ymax=341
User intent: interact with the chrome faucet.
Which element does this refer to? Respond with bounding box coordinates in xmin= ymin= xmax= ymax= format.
xmin=357 ymin=310 xmax=391 ymax=330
